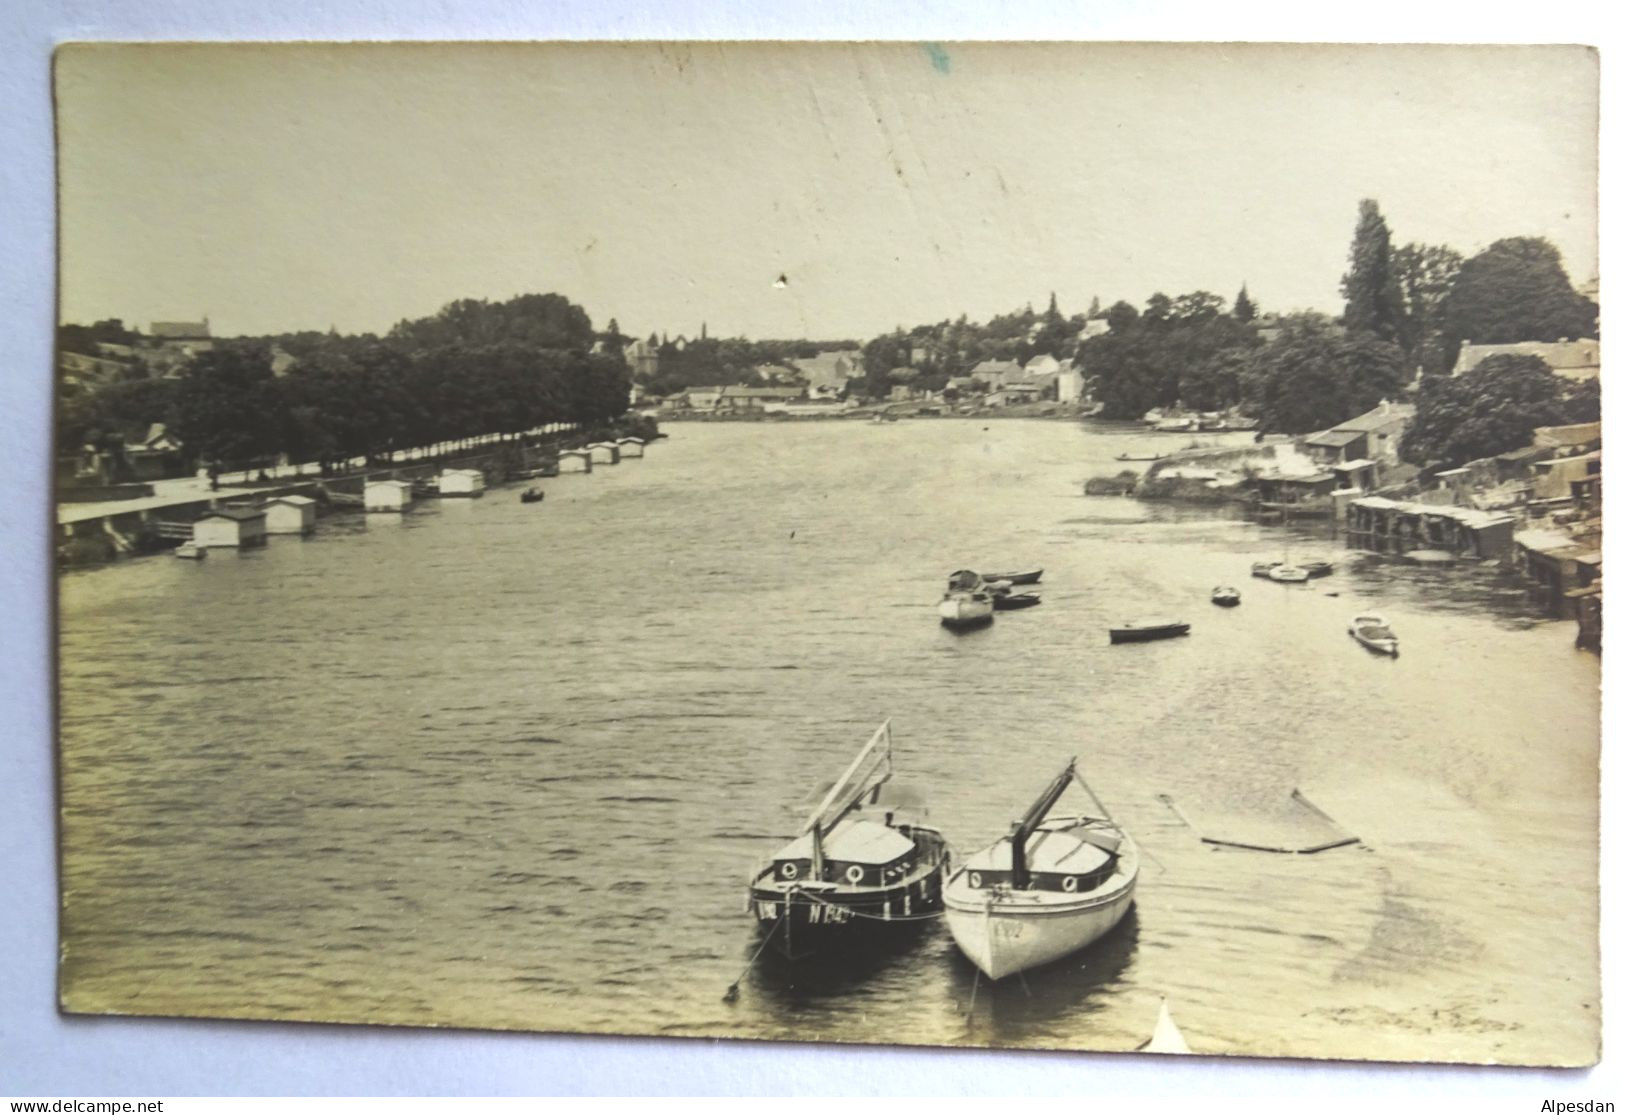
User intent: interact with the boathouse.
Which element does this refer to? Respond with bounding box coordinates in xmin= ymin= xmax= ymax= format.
xmin=1345 ymin=497 xmax=1516 ymax=560
xmin=616 ymin=437 xmax=645 ymax=458
xmin=557 ymin=449 xmax=593 ymax=474
xmin=438 ymin=468 xmax=486 ymax=498
xmin=263 ymin=494 xmax=317 ymax=535
xmin=587 ymin=442 xmax=620 ymax=465
xmin=193 ymin=506 xmax=267 ymax=548
xmin=1513 ymin=528 xmax=1602 ymax=616
xmin=363 ymin=479 xmax=415 ymax=513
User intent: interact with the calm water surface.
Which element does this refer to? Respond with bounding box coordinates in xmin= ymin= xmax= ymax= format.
xmin=58 ymin=419 xmax=1600 ymax=1064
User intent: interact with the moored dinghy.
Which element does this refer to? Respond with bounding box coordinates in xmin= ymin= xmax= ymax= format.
xmin=1268 ymin=564 xmax=1310 ymax=583
xmin=944 ymin=759 xmax=1139 ymax=981
xmin=1349 ymin=613 xmax=1399 ymax=656
xmin=1109 ymin=618 xmax=1190 ymax=643
xmin=981 ymin=568 xmax=1042 ymax=585
xmin=747 ymin=721 xmax=950 ymax=960
xmin=1210 ymin=586 xmax=1240 ymax=607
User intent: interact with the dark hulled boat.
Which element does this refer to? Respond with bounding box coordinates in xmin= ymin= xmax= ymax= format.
xmin=747 ymin=721 xmax=950 ymax=960
xmin=1108 ymin=618 xmax=1191 ymax=644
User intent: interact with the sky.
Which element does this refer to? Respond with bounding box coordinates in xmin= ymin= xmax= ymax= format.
xmin=56 ymin=41 xmax=1599 ymax=342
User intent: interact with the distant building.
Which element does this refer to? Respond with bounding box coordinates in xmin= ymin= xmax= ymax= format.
xmin=1056 ymin=367 xmax=1086 ymax=404
xmin=1023 ymin=354 xmax=1062 ymax=377
xmin=685 ymin=386 xmax=725 ymax=410
xmin=717 ymin=385 xmax=804 ymax=410
xmin=792 ymin=351 xmax=861 ymax=397
xmin=1304 ymin=401 xmax=1415 ymax=466
xmin=123 ymin=423 xmax=185 ymax=481
xmin=1453 ymin=339 xmax=1600 ymax=381
xmin=586 ymin=442 xmax=620 ymax=464
xmin=263 ymin=495 xmax=317 ymax=535
xmin=557 ymin=449 xmax=593 ymax=473
xmin=193 ymin=506 xmax=267 ymax=548
xmin=969 ymin=359 xmax=1022 ymax=389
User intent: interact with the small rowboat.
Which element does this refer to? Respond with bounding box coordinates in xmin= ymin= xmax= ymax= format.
xmin=747 ymin=721 xmax=950 ymax=960
xmin=520 ymin=488 xmax=545 ymax=504
xmin=993 ymin=591 xmax=1042 ymax=611
xmin=982 ymin=568 xmax=1042 ymax=585
xmin=173 ymin=541 xmax=206 ymax=560
xmin=1268 ymin=564 xmax=1310 ymax=584
xmin=1210 ymin=586 xmax=1240 ymax=607
xmin=1250 ymin=561 xmax=1281 ymax=578
xmin=1349 ymin=613 xmax=1399 ymax=656
xmin=944 ymin=759 xmax=1138 ymax=980
xmin=1115 ymin=452 xmax=1165 ymax=462
xmin=1109 ymin=619 xmax=1190 ymax=644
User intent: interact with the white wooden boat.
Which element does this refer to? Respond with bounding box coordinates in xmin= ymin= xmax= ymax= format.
xmin=940 ymin=590 xmax=995 ymax=627
xmin=1109 ymin=618 xmax=1190 ymax=643
xmin=172 ymin=540 xmax=205 ymax=560
xmin=1268 ymin=564 xmax=1310 ymax=583
xmin=1250 ymin=560 xmax=1282 ymax=578
xmin=944 ymin=760 xmax=1138 ymax=980
xmin=1210 ymin=586 xmax=1240 ymax=607
xmin=747 ymin=721 xmax=950 ymax=960
xmin=1349 ymin=613 xmax=1399 ymax=656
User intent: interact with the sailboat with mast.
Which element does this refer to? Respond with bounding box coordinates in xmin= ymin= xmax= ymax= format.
xmin=747 ymin=721 xmax=951 ymax=959
xmin=943 ymin=758 xmax=1139 ymax=980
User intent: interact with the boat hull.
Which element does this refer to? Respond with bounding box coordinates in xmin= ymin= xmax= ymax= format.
xmin=944 ymin=874 xmax=1136 ymax=981
xmin=983 ymin=569 xmax=1042 ymax=586
xmin=1349 ymin=630 xmax=1399 ymax=656
xmin=939 ymin=595 xmax=994 ymax=626
xmin=1109 ymin=623 xmax=1189 ymax=643
xmin=748 ymin=836 xmax=949 ymax=960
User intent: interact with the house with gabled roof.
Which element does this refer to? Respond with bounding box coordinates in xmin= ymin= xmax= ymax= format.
xmin=1453 ymin=339 xmax=1599 ymax=381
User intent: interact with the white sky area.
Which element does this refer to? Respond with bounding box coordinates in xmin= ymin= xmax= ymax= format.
xmin=57 ymin=41 xmax=1597 ymax=341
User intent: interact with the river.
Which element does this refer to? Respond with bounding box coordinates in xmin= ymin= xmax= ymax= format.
xmin=56 ymin=418 xmax=1601 ymax=1066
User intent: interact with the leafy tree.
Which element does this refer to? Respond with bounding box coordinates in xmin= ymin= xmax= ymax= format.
xmin=1392 ymin=242 xmax=1463 ymax=376
xmin=1439 ymin=238 xmax=1597 ymax=366
xmin=170 ymin=343 xmax=286 ymax=467
xmin=1340 ymin=199 xmax=1405 ymax=342
xmin=1105 ymin=300 xmax=1140 ymax=334
xmin=1242 ymin=314 xmax=1405 ymax=434
xmin=1401 ymin=353 xmax=1578 ymax=466
xmin=1233 ymin=285 xmax=1256 ymax=324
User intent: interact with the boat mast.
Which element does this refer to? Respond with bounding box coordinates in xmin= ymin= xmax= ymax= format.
xmin=1010 ymin=759 xmax=1077 ymax=889
xmin=803 ymin=720 xmax=893 ymax=882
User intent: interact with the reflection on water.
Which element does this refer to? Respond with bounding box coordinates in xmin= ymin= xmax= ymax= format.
xmin=57 ymin=420 xmax=1599 ymax=1065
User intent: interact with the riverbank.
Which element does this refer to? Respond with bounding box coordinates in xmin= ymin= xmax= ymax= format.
xmin=55 ymin=414 xmax=660 ymax=568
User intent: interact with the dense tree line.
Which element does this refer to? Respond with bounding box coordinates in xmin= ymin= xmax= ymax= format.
xmin=58 ymin=293 xmax=631 ymax=471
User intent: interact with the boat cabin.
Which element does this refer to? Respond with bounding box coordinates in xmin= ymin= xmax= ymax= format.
xmin=960 ymin=823 xmax=1121 ymax=894
xmin=770 ymin=818 xmax=918 ymax=888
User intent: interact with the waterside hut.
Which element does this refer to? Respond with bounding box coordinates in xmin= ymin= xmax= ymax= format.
xmin=558 ymin=450 xmax=593 ymax=474
xmin=364 ymin=479 xmax=415 ymax=513
xmin=193 ymin=506 xmax=267 ymax=548
xmin=263 ymin=494 xmax=317 ymax=535
xmin=438 ymin=468 xmax=486 ymax=498
xmin=615 ymin=437 xmax=645 ymax=458
xmin=587 ymin=442 xmax=620 ymax=465
xmin=1345 ymin=497 xmax=1516 ymax=561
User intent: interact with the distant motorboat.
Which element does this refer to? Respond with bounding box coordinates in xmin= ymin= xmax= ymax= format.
xmin=520 ymin=488 xmax=545 ymax=504
xmin=1268 ymin=565 xmax=1310 ymax=584
xmin=1109 ymin=619 xmax=1190 ymax=644
xmin=1349 ymin=613 xmax=1399 ymax=656
xmin=1210 ymin=586 xmax=1241 ymax=607
xmin=172 ymin=541 xmax=205 ymax=560
xmin=944 ymin=759 xmax=1138 ymax=981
